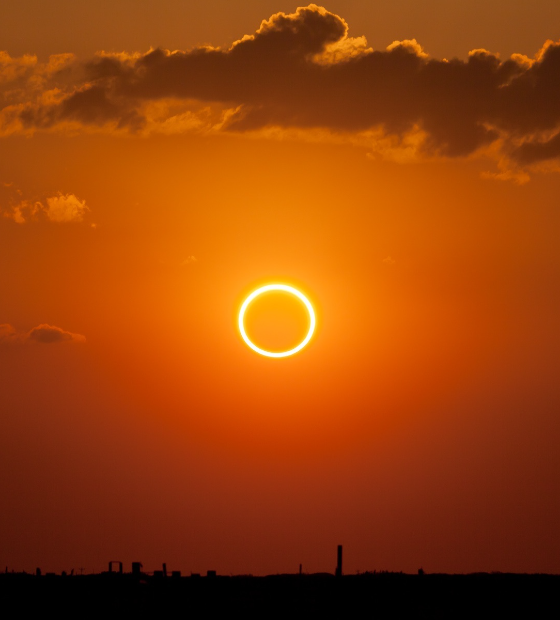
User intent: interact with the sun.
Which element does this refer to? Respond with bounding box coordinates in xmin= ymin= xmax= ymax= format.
xmin=238 ymin=284 xmax=316 ymax=358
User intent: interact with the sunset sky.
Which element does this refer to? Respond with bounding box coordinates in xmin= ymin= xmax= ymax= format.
xmin=1 ymin=1 xmax=560 ymax=576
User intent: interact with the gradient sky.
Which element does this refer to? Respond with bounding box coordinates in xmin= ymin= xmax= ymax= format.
xmin=1 ymin=1 xmax=560 ymax=576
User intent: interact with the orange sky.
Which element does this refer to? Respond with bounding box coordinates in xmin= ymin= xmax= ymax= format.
xmin=1 ymin=2 xmax=560 ymax=576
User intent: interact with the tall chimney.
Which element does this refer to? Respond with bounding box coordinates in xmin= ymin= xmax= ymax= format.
xmin=336 ymin=545 xmax=343 ymax=577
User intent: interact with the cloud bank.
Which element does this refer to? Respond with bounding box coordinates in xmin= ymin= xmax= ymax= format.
xmin=2 ymin=5 xmax=560 ymax=173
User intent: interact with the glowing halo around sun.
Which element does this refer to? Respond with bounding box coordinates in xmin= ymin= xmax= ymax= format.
xmin=238 ymin=284 xmax=316 ymax=358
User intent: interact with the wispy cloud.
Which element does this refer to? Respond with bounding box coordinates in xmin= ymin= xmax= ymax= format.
xmin=0 ymin=323 xmax=19 ymax=344
xmin=2 ymin=188 xmax=89 ymax=224
xmin=44 ymin=193 xmax=89 ymax=222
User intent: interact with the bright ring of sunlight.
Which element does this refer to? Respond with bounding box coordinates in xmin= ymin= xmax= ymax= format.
xmin=238 ymin=284 xmax=316 ymax=358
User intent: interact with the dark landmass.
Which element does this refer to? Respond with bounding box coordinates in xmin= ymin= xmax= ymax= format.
xmin=1 ymin=570 xmax=559 ymax=617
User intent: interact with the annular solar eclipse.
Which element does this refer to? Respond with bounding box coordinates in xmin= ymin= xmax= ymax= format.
xmin=238 ymin=284 xmax=316 ymax=358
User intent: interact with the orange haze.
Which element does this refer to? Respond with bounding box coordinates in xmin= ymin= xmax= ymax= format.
xmin=1 ymin=2 xmax=560 ymax=576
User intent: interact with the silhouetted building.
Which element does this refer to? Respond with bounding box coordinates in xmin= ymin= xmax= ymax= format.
xmin=207 ymin=570 xmax=216 ymax=578
xmin=162 ymin=563 xmax=167 ymax=577
xmin=108 ymin=561 xmax=123 ymax=574
xmin=335 ymin=545 xmax=343 ymax=577
xmin=132 ymin=562 xmax=142 ymax=577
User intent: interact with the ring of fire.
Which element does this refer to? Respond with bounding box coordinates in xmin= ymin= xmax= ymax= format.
xmin=238 ymin=284 xmax=316 ymax=358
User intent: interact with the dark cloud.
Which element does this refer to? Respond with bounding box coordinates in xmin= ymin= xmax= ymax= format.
xmin=4 ymin=4 xmax=560 ymax=169
xmin=0 ymin=323 xmax=85 ymax=346
xmin=27 ymin=324 xmax=85 ymax=344
xmin=19 ymin=84 xmax=143 ymax=131
xmin=511 ymin=126 xmax=560 ymax=164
